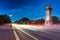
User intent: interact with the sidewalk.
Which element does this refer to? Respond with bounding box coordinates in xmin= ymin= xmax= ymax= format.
xmin=0 ymin=24 xmax=16 ymax=40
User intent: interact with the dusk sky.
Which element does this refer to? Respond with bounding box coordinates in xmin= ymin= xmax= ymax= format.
xmin=0 ymin=0 xmax=60 ymax=21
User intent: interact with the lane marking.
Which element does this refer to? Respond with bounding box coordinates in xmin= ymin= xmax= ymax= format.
xmin=48 ymin=29 xmax=60 ymax=33
xmin=13 ymin=26 xmax=38 ymax=40
xmin=12 ymin=27 xmax=20 ymax=40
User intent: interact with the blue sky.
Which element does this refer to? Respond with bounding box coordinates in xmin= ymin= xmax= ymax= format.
xmin=0 ymin=0 xmax=60 ymax=21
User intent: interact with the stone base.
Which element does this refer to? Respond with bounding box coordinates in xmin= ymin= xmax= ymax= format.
xmin=45 ymin=22 xmax=52 ymax=27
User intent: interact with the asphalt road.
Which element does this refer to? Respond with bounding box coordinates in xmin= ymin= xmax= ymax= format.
xmin=13 ymin=24 xmax=60 ymax=40
xmin=20 ymin=29 xmax=60 ymax=40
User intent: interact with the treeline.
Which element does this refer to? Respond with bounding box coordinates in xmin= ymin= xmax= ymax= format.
xmin=0 ymin=14 xmax=59 ymax=24
xmin=0 ymin=14 xmax=11 ymax=24
xmin=15 ymin=16 xmax=60 ymax=24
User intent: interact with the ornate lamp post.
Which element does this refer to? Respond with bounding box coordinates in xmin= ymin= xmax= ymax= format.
xmin=10 ymin=13 xmax=12 ymax=27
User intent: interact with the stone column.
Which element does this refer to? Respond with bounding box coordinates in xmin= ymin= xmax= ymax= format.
xmin=45 ymin=4 xmax=52 ymax=26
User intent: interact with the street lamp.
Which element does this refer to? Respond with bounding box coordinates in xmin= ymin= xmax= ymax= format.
xmin=10 ymin=14 xmax=12 ymax=17
xmin=10 ymin=13 xmax=12 ymax=27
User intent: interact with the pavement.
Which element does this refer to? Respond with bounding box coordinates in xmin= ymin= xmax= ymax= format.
xmin=0 ymin=24 xmax=16 ymax=40
xmin=13 ymin=24 xmax=60 ymax=40
xmin=1 ymin=24 xmax=60 ymax=40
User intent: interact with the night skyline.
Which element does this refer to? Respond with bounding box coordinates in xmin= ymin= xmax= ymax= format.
xmin=0 ymin=0 xmax=60 ymax=21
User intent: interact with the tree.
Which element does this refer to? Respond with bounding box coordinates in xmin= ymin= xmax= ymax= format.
xmin=36 ymin=18 xmax=45 ymax=24
xmin=19 ymin=17 xmax=30 ymax=24
xmin=14 ymin=20 xmax=19 ymax=23
xmin=0 ymin=14 xmax=11 ymax=24
xmin=4 ymin=15 xmax=11 ymax=23
xmin=52 ymin=16 xmax=59 ymax=24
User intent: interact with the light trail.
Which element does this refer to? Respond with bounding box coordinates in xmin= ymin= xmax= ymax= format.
xmin=12 ymin=23 xmax=60 ymax=40
xmin=12 ymin=24 xmax=39 ymax=40
xmin=12 ymin=24 xmax=47 ymax=31
xmin=12 ymin=23 xmax=60 ymax=31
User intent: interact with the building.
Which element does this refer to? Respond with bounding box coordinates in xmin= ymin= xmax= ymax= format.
xmin=45 ymin=4 xmax=52 ymax=26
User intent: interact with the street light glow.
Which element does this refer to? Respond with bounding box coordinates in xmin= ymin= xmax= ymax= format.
xmin=10 ymin=13 xmax=12 ymax=17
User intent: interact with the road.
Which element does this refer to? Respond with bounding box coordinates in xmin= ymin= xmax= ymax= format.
xmin=1 ymin=24 xmax=60 ymax=40
xmin=13 ymin=24 xmax=60 ymax=40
